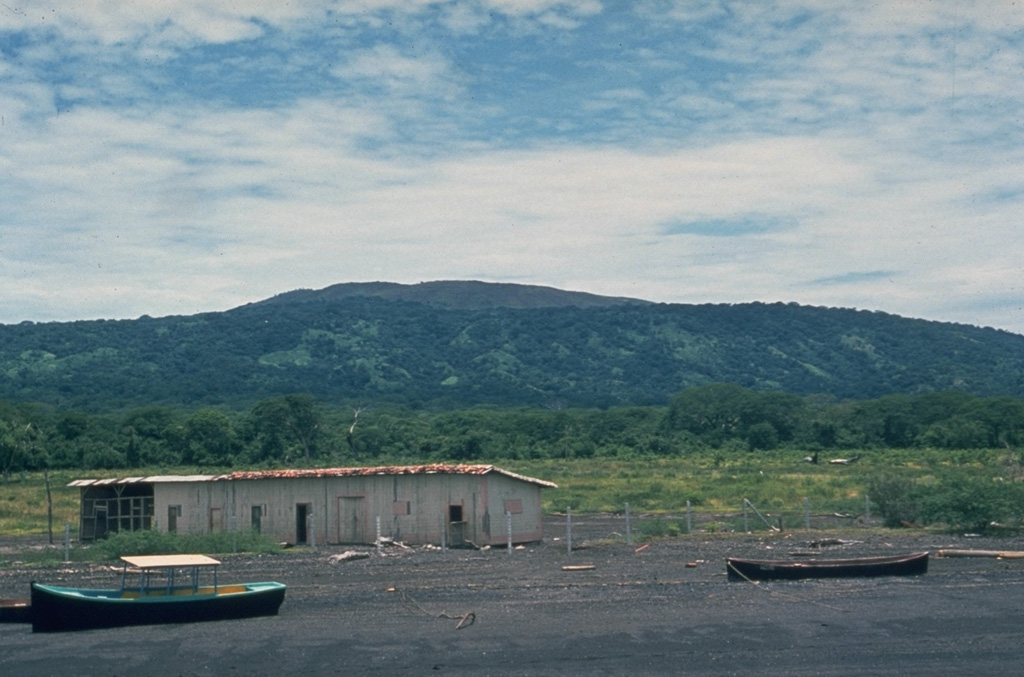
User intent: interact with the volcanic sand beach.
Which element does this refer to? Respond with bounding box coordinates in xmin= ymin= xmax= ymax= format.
xmin=4 ymin=515 xmax=1024 ymax=676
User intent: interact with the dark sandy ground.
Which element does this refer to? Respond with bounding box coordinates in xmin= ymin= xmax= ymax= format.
xmin=4 ymin=516 xmax=1024 ymax=676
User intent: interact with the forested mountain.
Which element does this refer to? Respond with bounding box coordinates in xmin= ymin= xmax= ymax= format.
xmin=256 ymin=280 xmax=652 ymax=310
xmin=1 ymin=281 xmax=1022 ymax=412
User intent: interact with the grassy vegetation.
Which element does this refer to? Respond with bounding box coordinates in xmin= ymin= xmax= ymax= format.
xmin=510 ymin=447 xmax=1022 ymax=531
xmin=1 ymin=448 xmax=1021 ymax=563
xmin=86 ymin=528 xmax=282 ymax=560
xmin=0 ymin=470 xmax=84 ymax=537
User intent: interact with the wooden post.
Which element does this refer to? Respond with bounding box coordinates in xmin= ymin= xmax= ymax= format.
xmin=567 ymin=506 xmax=572 ymax=555
xmin=45 ymin=468 xmax=53 ymax=544
xmin=506 ymin=511 xmax=513 ymax=554
xmin=625 ymin=502 xmax=631 ymax=546
xmin=686 ymin=500 xmax=692 ymax=533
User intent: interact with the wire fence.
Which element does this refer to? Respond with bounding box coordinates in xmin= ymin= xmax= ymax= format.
xmin=551 ymin=496 xmax=877 ymax=550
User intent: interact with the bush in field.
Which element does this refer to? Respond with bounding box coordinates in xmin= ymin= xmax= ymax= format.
xmin=914 ymin=475 xmax=1024 ymax=533
xmin=867 ymin=474 xmax=921 ymax=528
xmin=869 ymin=470 xmax=1024 ymax=533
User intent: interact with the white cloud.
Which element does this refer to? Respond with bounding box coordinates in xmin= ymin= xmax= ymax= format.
xmin=331 ymin=44 xmax=466 ymax=100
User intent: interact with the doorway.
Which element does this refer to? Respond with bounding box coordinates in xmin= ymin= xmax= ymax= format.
xmin=94 ymin=506 xmax=108 ymax=540
xmin=337 ymin=497 xmax=365 ymax=543
xmin=448 ymin=504 xmax=465 ymax=546
xmin=296 ymin=503 xmax=310 ymax=545
xmin=209 ymin=507 xmax=223 ymax=533
xmin=167 ymin=505 xmax=180 ymax=533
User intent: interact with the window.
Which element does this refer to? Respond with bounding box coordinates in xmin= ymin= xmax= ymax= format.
xmin=392 ymin=501 xmax=411 ymax=515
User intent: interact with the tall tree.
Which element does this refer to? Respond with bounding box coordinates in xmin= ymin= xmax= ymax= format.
xmin=251 ymin=394 xmax=321 ymax=463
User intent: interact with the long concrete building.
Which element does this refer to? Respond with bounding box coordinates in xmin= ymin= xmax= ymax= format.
xmin=70 ymin=464 xmax=557 ymax=547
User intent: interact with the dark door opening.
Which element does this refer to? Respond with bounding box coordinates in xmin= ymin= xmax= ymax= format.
xmin=296 ymin=504 xmax=310 ymax=545
xmin=94 ymin=507 xmax=108 ymax=540
xmin=449 ymin=504 xmax=465 ymax=546
xmin=251 ymin=506 xmax=262 ymax=533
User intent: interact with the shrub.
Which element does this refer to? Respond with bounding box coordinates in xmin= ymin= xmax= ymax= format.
xmin=867 ymin=474 xmax=920 ymax=528
xmin=89 ymin=529 xmax=281 ymax=560
xmin=915 ymin=475 xmax=1022 ymax=533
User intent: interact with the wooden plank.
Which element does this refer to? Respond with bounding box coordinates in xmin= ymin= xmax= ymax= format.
xmin=121 ymin=554 xmax=220 ymax=569
xmin=937 ymin=549 xmax=1024 ymax=559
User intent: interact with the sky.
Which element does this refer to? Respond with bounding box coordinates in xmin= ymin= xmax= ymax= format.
xmin=2 ymin=1 xmax=1023 ymax=334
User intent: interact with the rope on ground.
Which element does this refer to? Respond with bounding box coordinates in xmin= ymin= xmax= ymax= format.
xmin=726 ymin=561 xmax=849 ymax=612
xmin=399 ymin=590 xmax=476 ymax=630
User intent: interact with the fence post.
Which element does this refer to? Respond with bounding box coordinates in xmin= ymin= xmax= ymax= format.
xmin=625 ymin=502 xmax=631 ymax=546
xmin=804 ymin=497 xmax=811 ymax=530
xmin=686 ymin=500 xmax=692 ymax=534
xmin=507 ymin=512 xmax=513 ymax=554
xmin=743 ymin=499 xmax=749 ymax=532
xmin=567 ymin=506 xmax=573 ymax=555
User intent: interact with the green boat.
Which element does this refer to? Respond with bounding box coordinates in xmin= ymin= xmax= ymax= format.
xmin=30 ymin=554 xmax=286 ymax=633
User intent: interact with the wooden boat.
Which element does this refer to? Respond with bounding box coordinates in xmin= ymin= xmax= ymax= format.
xmin=30 ymin=554 xmax=286 ymax=632
xmin=726 ymin=551 xmax=929 ymax=581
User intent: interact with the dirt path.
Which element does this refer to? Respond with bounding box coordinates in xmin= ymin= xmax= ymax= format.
xmin=4 ymin=521 xmax=1024 ymax=675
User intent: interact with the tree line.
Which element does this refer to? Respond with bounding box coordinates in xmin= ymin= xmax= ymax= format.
xmin=1 ymin=385 xmax=1023 ymax=476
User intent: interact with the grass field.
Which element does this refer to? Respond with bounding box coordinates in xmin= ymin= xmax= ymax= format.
xmin=512 ymin=447 xmax=1008 ymax=514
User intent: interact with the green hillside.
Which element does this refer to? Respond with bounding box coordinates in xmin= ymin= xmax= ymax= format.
xmin=0 ymin=282 xmax=1021 ymax=412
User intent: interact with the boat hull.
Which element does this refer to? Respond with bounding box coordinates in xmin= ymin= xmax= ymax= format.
xmin=30 ymin=581 xmax=286 ymax=633
xmin=0 ymin=598 xmax=32 ymax=623
xmin=727 ymin=552 xmax=928 ymax=581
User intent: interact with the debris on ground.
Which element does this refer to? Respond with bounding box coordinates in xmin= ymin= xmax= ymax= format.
xmin=329 ymin=550 xmax=371 ymax=563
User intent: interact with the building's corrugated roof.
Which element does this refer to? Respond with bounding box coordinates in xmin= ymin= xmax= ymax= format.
xmin=70 ymin=464 xmax=557 ymax=488
xmin=69 ymin=475 xmax=218 ymax=487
